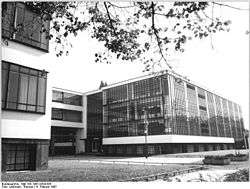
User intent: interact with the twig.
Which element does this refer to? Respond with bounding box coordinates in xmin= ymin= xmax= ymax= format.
xmin=107 ymin=2 xmax=135 ymax=9
xmin=212 ymin=2 xmax=249 ymax=11
xmin=151 ymin=2 xmax=172 ymax=70
xmin=103 ymin=1 xmax=117 ymax=35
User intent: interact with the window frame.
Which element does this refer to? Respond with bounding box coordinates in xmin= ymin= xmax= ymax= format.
xmin=1 ymin=61 xmax=48 ymax=114
xmin=1 ymin=2 xmax=50 ymax=52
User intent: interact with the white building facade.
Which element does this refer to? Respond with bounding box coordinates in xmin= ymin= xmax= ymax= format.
xmin=1 ymin=2 xmax=52 ymax=171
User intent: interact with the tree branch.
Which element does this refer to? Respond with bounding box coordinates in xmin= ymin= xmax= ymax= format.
xmin=151 ymin=2 xmax=172 ymax=70
xmin=103 ymin=1 xmax=117 ymax=35
xmin=212 ymin=2 xmax=249 ymax=11
xmin=107 ymin=2 xmax=135 ymax=9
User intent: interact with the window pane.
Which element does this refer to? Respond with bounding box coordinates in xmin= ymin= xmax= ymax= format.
xmin=7 ymin=71 xmax=19 ymax=109
xmin=37 ymin=77 xmax=46 ymax=109
xmin=27 ymin=75 xmax=37 ymax=111
xmin=63 ymin=110 xmax=82 ymax=122
xmin=52 ymin=90 xmax=63 ymax=102
xmin=52 ymin=108 xmax=63 ymax=120
xmin=2 ymin=3 xmax=15 ymax=38
xmin=18 ymin=73 xmax=29 ymax=110
xmin=1 ymin=67 xmax=8 ymax=108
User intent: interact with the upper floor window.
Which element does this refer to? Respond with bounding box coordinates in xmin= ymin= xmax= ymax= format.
xmin=52 ymin=108 xmax=82 ymax=123
xmin=2 ymin=2 xmax=50 ymax=51
xmin=1 ymin=61 xmax=47 ymax=114
xmin=52 ymin=90 xmax=82 ymax=106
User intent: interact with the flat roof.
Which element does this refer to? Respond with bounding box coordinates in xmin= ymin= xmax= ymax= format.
xmin=85 ymin=69 xmax=240 ymax=105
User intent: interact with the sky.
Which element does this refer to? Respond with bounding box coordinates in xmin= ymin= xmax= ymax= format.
xmin=47 ymin=2 xmax=249 ymax=129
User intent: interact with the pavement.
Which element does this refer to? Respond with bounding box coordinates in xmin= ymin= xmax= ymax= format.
xmin=155 ymin=169 xmax=238 ymax=182
xmin=50 ymin=149 xmax=249 ymax=166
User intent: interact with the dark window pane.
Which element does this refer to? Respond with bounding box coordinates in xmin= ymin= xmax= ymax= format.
xmin=7 ymin=71 xmax=19 ymax=109
xmin=52 ymin=108 xmax=63 ymax=120
xmin=1 ymin=67 xmax=8 ymax=108
xmin=18 ymin=73 xmax=29 ymax=110
xmin=37 ymin=77 xmax=46 ymax=111
xmin=27 ymin=75 xmax=37 ymax=106
xmin=63 ymin=110 xmax=82 ymax=122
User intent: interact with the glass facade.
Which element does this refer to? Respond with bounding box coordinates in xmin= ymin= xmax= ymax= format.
xmin=87 ymin=73 xmax=244 ymax=142
xmin=173 ymin=79 xmax=188 ymax=135
xmin=51 ymin=108 xmax=82 ymax=123
xmin=228 ymin=101 xmax=237 ymax=139
xmin=52 ymin=90 xmax=82 ymax=106
xmin=103 ymin=76 xmax=166 ymax=138
xmin=197 ymin=88 xmax=209 ymax=136
xmin=2 ymin=61 xmax=47 ymax=114
xmin=2 ymin=2 xmax=49 ymax=51
xmin=206 ymin=92 xmax=218 ymax=136
xmin=87 ymin=93 xmax=103 ymax=138
xmin=233 ymin=103 xmax=242 ymax=139
xmin=186 ymin=84 xmax=200 ymax=136
xmin=222 ymin=99 xmax=231 ymax=138
xmin=214 ymin=95 xmax=225 ymax=137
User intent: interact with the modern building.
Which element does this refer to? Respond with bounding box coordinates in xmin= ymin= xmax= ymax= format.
xmin=86 ymin=71 xmax=245 ymax=156
xmin=1 ymin=2 xmax=52 ymax=171
xmin=50 ymin=87 xmax=86 ymax=156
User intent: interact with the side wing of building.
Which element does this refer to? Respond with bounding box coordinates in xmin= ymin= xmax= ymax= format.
xmin=86 ymin=72 xmax=245 ymax=155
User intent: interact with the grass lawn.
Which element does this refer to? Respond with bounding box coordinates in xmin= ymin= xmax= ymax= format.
xmin=2 ymin=160 xmax=199 ymax=182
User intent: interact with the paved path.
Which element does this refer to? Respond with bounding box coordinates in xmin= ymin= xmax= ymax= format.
xmin=154 ymin=169 xmax=237 ymax=182
xmin=50 ymin=149 xmax=248 ymax=166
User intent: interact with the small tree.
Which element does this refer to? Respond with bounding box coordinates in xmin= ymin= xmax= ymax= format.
xmin=99 ymin=80 xmax=108 ymax=89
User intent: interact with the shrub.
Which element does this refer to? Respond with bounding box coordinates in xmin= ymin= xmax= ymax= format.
xmin=224 ymin=169 xmax=249 ymax=182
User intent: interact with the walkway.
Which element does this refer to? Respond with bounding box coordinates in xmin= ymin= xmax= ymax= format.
xmin=50 ymin=149 xmax=249 ymax=166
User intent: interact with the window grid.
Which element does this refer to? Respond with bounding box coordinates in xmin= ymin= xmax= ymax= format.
xmin=233 ymin=103 xmax=243 ymax=139
xmin=206 ymin=92 xmax=218 ymax=136
xmin=2 ymin=61 xmax=47 ymax=114
xmin=228 ymin=101 xmax=237 ymax=139
xmin=215 ymin=96 xmax=225 ymax=137
xmin=186 ymin=84 xmax=200 ymax=136
xmin=87 ymin=93 xmax=103 ymax=138
xmin=2 ymin=2 xmax=49 ymax=51
xmin=173 ymin=79 xmax=188 ymax=135
xmin=222 ymin=99 xmax=232 ymax=137
xmin=52 ymin=90 xmax=82 ymax=106
xmin=197 ymin=88 xmax=209 ymax=136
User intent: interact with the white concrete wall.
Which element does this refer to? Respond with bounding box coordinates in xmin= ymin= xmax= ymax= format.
xmin=51 ymin=120 xmax=84 ymax=128
xmin=52 ymin=102 xmax=83 ymax=111
xmin=103 ymin=135 xmax=235 ymax=145
xmin=1 ymin=41 xmax=53 ymax=140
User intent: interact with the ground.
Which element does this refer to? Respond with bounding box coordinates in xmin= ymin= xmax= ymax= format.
xmin=1 ymin=149 xmax=249 ymax=182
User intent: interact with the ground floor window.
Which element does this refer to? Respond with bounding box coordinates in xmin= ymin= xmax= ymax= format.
xmin=5 ymin=144 xmax=36 ymax=171
xmin=148 ymin=145 xmax=155 ymax=155
xmin=136 ymin=145 xmax=143 ymax=155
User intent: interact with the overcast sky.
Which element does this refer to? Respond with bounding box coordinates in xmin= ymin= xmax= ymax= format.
xmin=47 ymin=2 xmax=249 ymax=129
